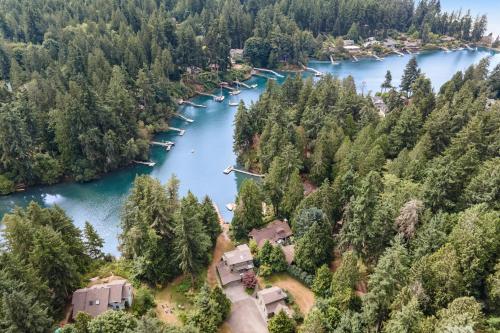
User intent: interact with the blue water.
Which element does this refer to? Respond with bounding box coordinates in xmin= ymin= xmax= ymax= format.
xmin=1 ymin=49 xmax=498 ymax=255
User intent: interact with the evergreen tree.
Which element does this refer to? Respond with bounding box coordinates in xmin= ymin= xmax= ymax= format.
xmin=268 ymin=310 xmax=296 ymax=333
xmin=83 ymin=221 xmax=104 ymax=260
xmin=231 ymin=179 xmax=264 ymax=240
xmin=199 ymin=196 xmax=221 ymax=245
xmin=400 ymin=57 xmax=421 ymax=95
xmin=381 ymin=71 xmax=392 ymax=92
xmin=312 ymin=265 xmax=333 ymax=298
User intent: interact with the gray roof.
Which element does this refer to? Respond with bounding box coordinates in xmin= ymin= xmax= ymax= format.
xmin=223 ymin=244 xmax=253 ymax=266
xmin=249 ymin=220 xmax=293 ymax=248
xmin=257 ymin=287 xmax=287 ymax=305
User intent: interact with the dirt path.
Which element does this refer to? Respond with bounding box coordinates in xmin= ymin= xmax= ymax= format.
xmin=154 ymin=276 xmax=186 ymax=325
xmin=258 ymin=273 xmax=314 ymax=314
xmin=207 ymin=203 xmax=234 ymax=287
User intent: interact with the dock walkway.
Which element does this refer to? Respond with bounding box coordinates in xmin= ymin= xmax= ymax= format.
xmin=150 ymin=141 xmax=175 ymax=151
xmin=253 ymin=68 xmax=284 ymax=78
xmin=179 ymin=100 xmax=206 ymax=108
xmin=133 ymin=160 xmax=156 ymax=167
xmin=173 ymin=113 xmax=194 ymax=123
xmin=223 ymin=165 xmax=264 ymax=178
xmin=168 ymin=127 xmax=185 ymax=136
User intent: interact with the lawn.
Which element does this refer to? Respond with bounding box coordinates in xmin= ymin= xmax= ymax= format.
xmin=258 ymin=273 xmax=315 ymax=314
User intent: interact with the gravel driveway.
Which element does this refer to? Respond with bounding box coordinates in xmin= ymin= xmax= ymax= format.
xmin=223 ymin=284 xmax=268 ymax=333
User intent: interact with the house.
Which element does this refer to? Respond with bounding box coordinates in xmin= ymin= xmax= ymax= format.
xmin=249 ymin=220 xmax=293 ymax=248
xmin=371 ymin=96 xmax=389 ymax=116
xmin=441 ymin=36 xmax=455 ymax=42
xmin=344 ymin=45 xmax=361 ymax=53
xmin=404 ymin=40 xmax=421 ymax=52
xmin=383 ymin=38 xmax=398 ymax=49
xmin=256 ymin=286 xmax=290 ymax=320
xmin=216 ymin=244 xmax=254 ymax=286
xmin=344 ymin=39 xmax=355 ymax=46
xmin=71 ymin=279 xmax=133 ymax=320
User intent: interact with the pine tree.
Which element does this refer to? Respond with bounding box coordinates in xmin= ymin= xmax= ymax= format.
xmin=381 ymin=70 xmax=392 ymax=92
xmin=231 ymin=179 xmax=264 ymax=240
xmin=268 ymin=310 xmax=296 ymax=333
xmin=174 ymin=192 xmax=211 ymax=283
xmin=199 ymin=196 xmax=221 ymax=245
xmin=400 ymin=57 xmax=421 ymax=95
xmin=83 ymin=221 xmax=104 ymax=260
xmin=312 ymin=265 xmax=333 ymax=298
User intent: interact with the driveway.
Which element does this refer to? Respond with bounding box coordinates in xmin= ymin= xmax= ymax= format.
xmin=223 ymin=284 xmax=268 ymax=333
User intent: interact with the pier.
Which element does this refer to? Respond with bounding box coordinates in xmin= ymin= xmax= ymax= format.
xmin=220 ymin=82 xmax=235 ymax=91
xmin=371 ymin=53 xmax=384 ymax=61
xmin=440 ymin=46 xmax=451 ymax=52
xmin=330 ymin=55 xmax=340 ymax=65
xmin=179 ymin=99 xmax=207 ymax=108
xmin=234 ymin=81 xmax=254 ymax=89
xmin=392 ymin=50 xmax=404 ymax=56
xmin=197 ymin=91 xmax=218 ymax=99
xmin=150 ymin=141 xmax=175 ymax=151
xmin=223 ymin=165 xmax=265 ymax=178
xmin=352 ymin=55 xmax=359 ymax=62
xmin=253 ymin=68 xmax=284 ymax=78
xmin=133 ymin=160 xmax=156 ymax=167
xmin=168 ymin=127 xmax=186 ymax=136
xmin=300 ymin=63 xmax=324 ymax=77
xmin=465 ymin=44 xmax=474 ymax=51
xmin=173 ymin=113 xmax=194 ymax=123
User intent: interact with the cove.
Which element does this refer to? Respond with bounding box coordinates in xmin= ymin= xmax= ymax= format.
xmin=1 ymin=48 xmax=498 ymax=255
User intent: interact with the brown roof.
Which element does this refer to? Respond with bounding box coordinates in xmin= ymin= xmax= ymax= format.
xmin=223 ymin=244 xmax=253 ymax=266
xmin=257 ymin=287 xmax=287 ymax=305
xmin=249 ymin=220 xmax=293 ymax=248
xmin=216 ymin=262 xmax=243 ymax=286
xmin=282 ymin=245 xmax=295 ymax=265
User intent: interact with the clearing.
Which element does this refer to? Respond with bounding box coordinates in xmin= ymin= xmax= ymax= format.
xmin=154 ymin=275 xmax=192 ymax=325
xmin=258 ymin=273 xmax=314 ymax=314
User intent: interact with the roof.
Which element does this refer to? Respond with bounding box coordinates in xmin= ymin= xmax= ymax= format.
xmin=216 ymin=261 xmax=243 ymax=286
xmin=71 ymin=279 xmax=132 ymax=319
xmin=223 ymin=244 xmax=253 ymax=266
xmin=249 ymin=220 xmax=293 ymax=248
xmin=266 ymin=300 xmax=290 ymax=316
xmin=257 ymin=287 xmax=287 ymax=305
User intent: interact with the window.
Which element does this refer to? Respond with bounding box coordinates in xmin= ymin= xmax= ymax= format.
xmin=89 ymin=301 xmax=93 ymax=306
xmin=96 ymin=300 xmax=100 ymax=305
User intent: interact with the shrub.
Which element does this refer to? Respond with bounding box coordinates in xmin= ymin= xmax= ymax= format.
xmin=0 ymin=174 xmax=14 ymax=195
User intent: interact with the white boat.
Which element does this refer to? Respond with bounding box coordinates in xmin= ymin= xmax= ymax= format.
xmin=230 ymin=90 xmax=241 ymax=96
xmin=226 ymin=203 xmax=236 ymax=211
xmin=250 ymin=84 xmax=258 ymax=88
xmin=214 ymin=95 xmax=225 ymax=102
xmin=229 ymin=102 xmax=239 ymax=106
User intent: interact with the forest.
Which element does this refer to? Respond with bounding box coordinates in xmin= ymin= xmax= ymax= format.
xmin=232 ymin=57 xmax=500 ymax=331
xmin=0 ymin=0 xmax=488 ymax=193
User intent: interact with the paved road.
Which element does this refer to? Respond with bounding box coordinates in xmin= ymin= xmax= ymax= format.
xmin=224 ymin=284 xmax=268 ymax=333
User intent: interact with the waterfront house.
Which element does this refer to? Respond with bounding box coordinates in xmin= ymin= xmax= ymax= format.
xmin=256 ymin=286 xmax=290 ymax=320
xmin=71 ymin=279 xmax=133 ymax=320
xmin=217 ymin=244 xmax=254 ymax=286
xmin=344 ymin=45 xmax=361 ymax=53
xmin=372 ymin=96 xmax=389 ymax=116
xmin=344 ymin=39 xmax=355 ymax=46
xmin=249 ymin=220 xmax=293 ymax=248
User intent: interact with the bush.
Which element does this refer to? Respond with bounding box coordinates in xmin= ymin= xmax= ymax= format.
xmin=242 ymin=270 xmax=257 ymax=288
xmin=132 ymin=287 xmax=156 ymax=316
xmin=287 ymin=265 xmax=314 ymax=287
xmin=0 ymin=174 xmax=14 ymax=195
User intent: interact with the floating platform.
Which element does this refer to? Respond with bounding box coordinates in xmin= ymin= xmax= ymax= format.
xmin=253 ymin=68 xmax=284 ymax=78
xmin=168 ymin=127 xmax=185 ymax=136
xmin=226 ymin=203 xmax=236 ymax=211
xmin=223 ymin=165 xmax=264 ymax=178
xmin=133 ymin=160 xmax=156 ymax=167
xmin=173 ymin=113 xmax=194 ymax=123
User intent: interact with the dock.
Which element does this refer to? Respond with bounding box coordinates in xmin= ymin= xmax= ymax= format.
xmin=330 ymin=55 xmax=340 ymax=65
xmin=133 ymin=160 xmax=156 ymax=167
xmin=173 ymin=113 xmax=194 ymax=123
xmin=220 ymin=83 xmax=235 ymax=91
xmin=223 ymin=165 xmax=264 ymax=178
xmin=253 ymin=68 xmax=284 ymax=78
xmin=352 ymin=55 xmax=359 ymax=62
xmin=440 ymin=46 xmax=451 ymax=52
xmin=197 ymin=91 xmax=218 ymax=98
xmin=168 ymin=127 xmax=185 ymax=136
xmin=179 ymin=99 xmax=207 ymax=108
xmin=372 ymin=53 xmax=384 ymax=61
xmin=300 ymin=63 xmax=324 ymax=77
xmin=150 ymin=141 xmax=175 ymax=151
xmin=465 ymin=44 xmax=474 ymax=51
xmin=392 ymin=50 xmax=404 ymax=56
xmin=404 ymin=48 xmax=413 ymax=55
xmin=234 ymin=81 xmax=253 ymax=89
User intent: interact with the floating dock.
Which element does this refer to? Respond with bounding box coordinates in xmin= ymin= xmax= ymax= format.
xmin=253 ymin=68 xmax=284 ymax=78
xmin=168 ymin=127 xmax=185 ymax=136
xmin=223 ymin=165 xmax=264 ymax=178
xmin=330 ymin=55 xmax=340 ymax=65
xmin=464 ymin=44 xmax=474 ymax=51
xmin=352 ymin=55 xmax=359 ymax=62
xmin=372 ymin=53 xmax=384 ymax=61
xmin=133 ymin=160 xmax=156 ymax=167
xmin=234 ymin=81 xmax=253 ymax=89
xmin=173 ymin=113 xmax=194 ymax=123
xmin=393 ymin=50 xmax=404 ymax=56
xmin=179 ymin=99 xmax=206 ymax=108
xmin=300 ymin=63 xmax=324 ymax=77
xmin=150 ymin=141 xmax=175 ymax=151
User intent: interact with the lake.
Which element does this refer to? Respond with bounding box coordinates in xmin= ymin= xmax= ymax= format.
xmin=1 ymin=48 xmax=498 ymax=254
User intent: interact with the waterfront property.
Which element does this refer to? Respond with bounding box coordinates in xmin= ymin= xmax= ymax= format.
xmin=371 ymin=96 xmax=389 ymax=116
xmin=217 ymin=244 xmax=254 ymax=286
xmin=71 ymin=279 xmax=133 ymax=319
xmin=256 ymin=286 xmax=290 ymax=320
xmin=249 ymin=220 xmax=293 ymax=248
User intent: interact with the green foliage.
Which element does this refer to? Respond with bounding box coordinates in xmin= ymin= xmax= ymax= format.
xmin=295 ymin=220 xmax=333 ymax=274
xmin=400 ymin=57 xmax=421 ymax=95
xmin=87 ymin=311 xmax=137 ymax=333
xmin=231 ymin=179 xmax=264 ymax=240
xmin=312 ymin=265 xmax=332 ymax=298
xmin=132 ymin=288 xmax=156 ymax=317
xmin=268 ymin=310 xmax=296 ymax=333
xmin=84 ymin=221 xmax=104 ymax=260
xmin=0 ymin=174 xmax=14 ymax=195
xmin=187 ymin=285 xmax=231 ymax=333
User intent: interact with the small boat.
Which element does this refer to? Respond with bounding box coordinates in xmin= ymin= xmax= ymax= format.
xmin=214 ymin=95 xmax=225 ymax=102
xmin=226 ymin=203 xmax=236 ymax=211
xmin=230 ymin=90 xmax=241 ymax=96
xmin=229 ymin=102 xmax=239 ymax=107
xmin=250 ymin=84 xmax=258 ymax=88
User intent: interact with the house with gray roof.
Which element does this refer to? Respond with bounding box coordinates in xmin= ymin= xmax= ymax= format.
xmin=217 ymin=244 xmax=254 ymax=286
xmin=249 ymin=220 xmax=293 ymax=248
xmin=71 ymin=279 xmax=133 ymax=320
xmin=256 ymin=286 xmax=290 ymax=320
